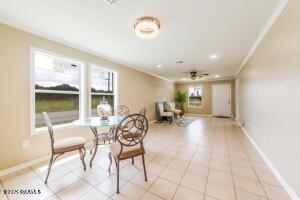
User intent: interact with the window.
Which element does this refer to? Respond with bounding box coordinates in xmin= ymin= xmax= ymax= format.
xmin=90 ymin=65 xmax=116 ymax=117
xmin=31 ymin=50 xmax=84 ymax=132
xmin=188 ymin=86 xmax=203 ymax=107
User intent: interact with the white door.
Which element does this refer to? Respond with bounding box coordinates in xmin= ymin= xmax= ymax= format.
xmin=212 ymin=84 xmax=231 ymax=117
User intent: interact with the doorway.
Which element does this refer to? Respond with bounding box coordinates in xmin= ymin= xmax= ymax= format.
xmin=212 ymin=84 xmax=232 ymax=117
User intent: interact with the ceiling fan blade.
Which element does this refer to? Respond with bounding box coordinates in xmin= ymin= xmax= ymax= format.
xmin=200 ymin=73 xmax=209 ymax=76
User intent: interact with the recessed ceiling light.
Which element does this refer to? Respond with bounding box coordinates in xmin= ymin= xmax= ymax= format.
xmin=210 ymin=54 xmax=218 ymax=59
xmin=156 ymin=64 xmax=162 ymax=68
xmin=214 ymin=75 xmax=220 ymax=78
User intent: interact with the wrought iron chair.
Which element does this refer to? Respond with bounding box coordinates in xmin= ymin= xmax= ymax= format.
xmin=114 ymin=105 xmax=130 ymax=116
xmin=43 ymin=112 xmax=86 ymax=184
xmin=108 ymin=114 xmax=148 ymax=193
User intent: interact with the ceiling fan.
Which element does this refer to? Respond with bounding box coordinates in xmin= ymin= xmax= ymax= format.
xmin=188 ymin=71 xmax=209 ymax=80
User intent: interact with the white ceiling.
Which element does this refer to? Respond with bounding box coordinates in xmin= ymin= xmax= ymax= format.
xmin=0 ymin=0 xmax=282 ymax=82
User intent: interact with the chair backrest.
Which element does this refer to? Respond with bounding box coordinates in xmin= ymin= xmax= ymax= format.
xmin=114 ymin=105 xmax=130 ymax=116
xmin=42 ymin=112 xmax=55 ymax=149
xmin=169 ymin=102 xmax=176 ymax=111
xmin=115 ymin=114 xmax=148 ymax=147
xmin=158 ymin=103 xmax=164 ymax=114
xmin=139 ymin=107 xmax=146 ymax=116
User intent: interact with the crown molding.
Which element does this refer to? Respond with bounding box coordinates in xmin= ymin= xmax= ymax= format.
xmin=235 ymin=0 xmax=290 ymax=77
xmin=0 ymin=17 xmax=174 ymax=83
xmin=175 ymin=77 xmax=235 ymax=84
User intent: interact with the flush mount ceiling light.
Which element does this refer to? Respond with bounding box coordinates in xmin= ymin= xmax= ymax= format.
xmin=210 ymin=54 xmax=218 ymax=59
xmin=134 ymin=16 xmax=160 ymax=39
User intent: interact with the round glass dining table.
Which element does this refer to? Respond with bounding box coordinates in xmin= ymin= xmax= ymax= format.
xmin=73 ymin=116 xmax=124 ymax=168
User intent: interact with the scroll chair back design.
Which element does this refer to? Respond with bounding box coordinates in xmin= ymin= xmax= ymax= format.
xmin=139 ymin=107 xmax=146 ymax=117
xmin=43 ymin=112 xmax=86 ymax=184
xmin=108 ymin=114 xmax=148 ymax=193
xmin=114 ymin=105 xmax=130 ymax=116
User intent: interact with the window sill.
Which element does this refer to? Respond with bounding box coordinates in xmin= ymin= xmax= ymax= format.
xmin=32 ymin=123 xmax=77 ymax=135
xmin=188 ymin=105 xmax=204 ymax=109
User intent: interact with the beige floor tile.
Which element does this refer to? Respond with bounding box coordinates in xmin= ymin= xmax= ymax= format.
xmin=151 ymin=154 xmax=173 ymax=166
xmin=47 ymin=172 xmax=80 ymax=193
xmin=232 ymin=166 xmax=258 ymax=180
xmin=97 ymin=175 xmax=127 ymax=197
xmin=83 ymin=167 xmax=110 ymax=186
xmin=210 ymin=160 xmax=231 ymax=173
xmin=56 ymin=180 xmax=92 ymax=200
xmin=112 ymin=182 xmax=145 ymax=200
xmin=147 ymin=162 xmax=166 ymax=175
xmin=149 ymin=177 xmax=178 ymax=200
xmin=173 ymin=185 xmax=204 ymax=200
xmin=233 ymin=175 xmax=266 ymax=197
xmin=235 ymin=189 xmax=267 ymax=200
xmin=230 ymin=158 xmax=252 ymax=168
xmin=186 ymin=163 xmax=209 ymax=178
xmin=167 ymin=159 xmax=189 ymax=170
xmin=262 ymin=184 xmax=291 ymax=200
xmin=180 ymin=173 xmax=207 ymax=193
xmin=130 ymin=171 xmax=157 ymax=190
xmin=160 ymin=167 xmax=185 ymax=183
xmin=72 ymin=165 xmax=103 ymax=178
xmin=208 ymin=168 xmax=233 ymax=186
xmin=77 ymin=188 xmax=108 ymax=200
xmin=255 ymin=171 xmax=281 ymax=187
xmin=1 ymin=168 xmax=40 ymax=188
xmin=140 ymin=192 xmax=163 ymax=200
xmin=204 ymin=195 xmax=218 ymax=200
xmin=119 ymin=165 xmax=141 ymax=181
xmin=205 ymin=180 xmax=236 ymax=200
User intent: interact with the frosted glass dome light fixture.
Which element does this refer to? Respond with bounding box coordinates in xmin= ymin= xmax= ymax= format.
xmin=134 ymin=16 xmax=160 ymax=39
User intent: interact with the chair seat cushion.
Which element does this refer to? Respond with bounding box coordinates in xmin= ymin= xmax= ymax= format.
xmin=54 ymin=137 xmax=85 ymax=153
xmin=173 ymin=109 xmax=182 ymax=114
xmin=109 ymin=142 xmax=144 ymax=159
xmin=161 ymin=112 xmax=173 ymax=117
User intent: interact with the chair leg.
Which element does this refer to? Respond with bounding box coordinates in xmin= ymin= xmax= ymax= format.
xmin=79 ymin=148 xmax=86 ymax=171
xmin=141 ymin=153 xmax=148 ymax=181
xmin=114 ymin=157 xmax=120 ymax=193
xmin=131 ymin=157 xmax=134 ymax=165
xmin=108 ymin=152 xmax=112 ymax=172
xmin=45 ymin=154 xmax=54 ymax=184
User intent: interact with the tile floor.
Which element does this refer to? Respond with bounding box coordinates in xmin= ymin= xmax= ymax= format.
xmin=0 ymin=117 xmax=291 ymax=200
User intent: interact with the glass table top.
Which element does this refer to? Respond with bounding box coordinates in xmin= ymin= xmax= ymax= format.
xmin=73 ymin=116 xmax=124 ymax=127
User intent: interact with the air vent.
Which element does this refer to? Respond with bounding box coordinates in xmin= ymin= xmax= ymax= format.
xmin=104 ymin=0 xmax=120 ymax=5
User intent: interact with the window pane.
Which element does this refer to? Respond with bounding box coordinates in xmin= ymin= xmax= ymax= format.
xmin=189 ymin=87 xmax=202 ymax=107
xmin=91 ymin=67 xmax=114 ymax=93
xmin=35 ymin=53 xmax=80 ymax=91
xmin=35 ymin=93 xmax=79 ymax=128
xmin=91 ymin=95 xmax=114 ymax=117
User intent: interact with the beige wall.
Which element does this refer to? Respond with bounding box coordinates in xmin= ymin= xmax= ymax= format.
xmin=0 ymin=23 xmax=175 ymax=170
xmin=236 ymin=0 xmax=300 ymax=195
xmin=176 ymin=80 xmax=236 ymax=116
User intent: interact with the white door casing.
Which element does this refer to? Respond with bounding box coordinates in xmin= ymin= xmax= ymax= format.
xmin=212 ymin=84 xmax=231 ymax=117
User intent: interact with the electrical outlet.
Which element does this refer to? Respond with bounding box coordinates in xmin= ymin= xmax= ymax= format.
xmin=22 ymin=140 xmax=30 ymax=149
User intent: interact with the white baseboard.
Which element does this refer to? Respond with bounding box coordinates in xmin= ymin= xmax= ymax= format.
xmin=149 ymin=120 xmax=157 ymax=124
xmin=239 ymin=124 xmax=299 ymax=200
xmin=0 ymin=156 xmax=50 ymax=177
xmin=184 ymin=114 xmax=213 ymax=117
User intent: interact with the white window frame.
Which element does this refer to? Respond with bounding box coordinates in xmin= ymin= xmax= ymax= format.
xmin=188 ymin=85 xmax=203 ymax=108
xmin=30 ymin=47 xmax=86 ymax=135
xmin=88 ymin=63 xmax=119 ymax=117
